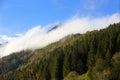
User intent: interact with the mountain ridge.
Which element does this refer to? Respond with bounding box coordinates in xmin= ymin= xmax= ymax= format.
xmin=48 ymin=24 xmax=62 ymax=33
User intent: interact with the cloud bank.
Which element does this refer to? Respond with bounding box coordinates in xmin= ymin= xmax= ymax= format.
xmin=0 ymin=13 xmax=120 ymax=57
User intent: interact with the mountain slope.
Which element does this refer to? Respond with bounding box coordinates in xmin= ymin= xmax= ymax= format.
xmin=0 ymin=23 xmax=120 ymax=80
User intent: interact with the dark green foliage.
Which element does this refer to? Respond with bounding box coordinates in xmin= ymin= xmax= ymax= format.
xmin=0 ymin=23 xmax=120 ymax=80
xmin=50 ymin=48 xmax=64 ymax=80
xmin=0 ymin=50 xmax=32 ymax=74
xmin=110 ymin=52 xmax=120 ymax=80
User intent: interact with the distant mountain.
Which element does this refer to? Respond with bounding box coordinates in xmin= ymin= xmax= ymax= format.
xmin=0 ymin=23 xmax=120 ymax=80
xmin=0 ymin=42 xmax=8 ymax=47
xmin=48 ymin=24 xmax=62 ymax=32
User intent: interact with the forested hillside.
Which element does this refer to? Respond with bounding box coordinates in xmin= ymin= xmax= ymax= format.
xmin=0 ymin=23 xmax=120 ymax=80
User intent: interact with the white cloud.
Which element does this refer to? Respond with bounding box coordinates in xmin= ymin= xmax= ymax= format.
xmin=15 ymin=33 xmax=24 ymax=37
xmin=0 ymin=35 xmax=16 ymax=43
xmin=0 ymin=12 xmax=120 ymax=57
xmin=83 ymin=0 xmax=108 ymax=11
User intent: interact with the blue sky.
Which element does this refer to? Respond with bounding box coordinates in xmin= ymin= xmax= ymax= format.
xmin=0 ymin=0 xmax=120 ymax=36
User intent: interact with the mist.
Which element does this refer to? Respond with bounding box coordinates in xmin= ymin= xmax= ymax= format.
xmin=0 ymin=13 xmax=120 ymax=57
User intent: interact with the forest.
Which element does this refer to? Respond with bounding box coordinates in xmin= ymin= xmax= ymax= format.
xmin=0 ymin=23 xmax=120 ymax=80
